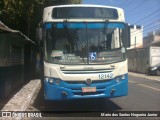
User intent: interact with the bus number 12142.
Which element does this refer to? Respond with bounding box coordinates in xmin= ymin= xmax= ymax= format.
xmin=98 ymin=73 xmax=113 ymax=79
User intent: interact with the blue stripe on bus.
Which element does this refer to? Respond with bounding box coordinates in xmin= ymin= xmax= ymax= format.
xmin=57 ymin=23 xmax=124 ymax=29
xmin=45 ymin=23 xmax=52 ymax=29
xmin=57 ymin=23 xmax=85 ymax=28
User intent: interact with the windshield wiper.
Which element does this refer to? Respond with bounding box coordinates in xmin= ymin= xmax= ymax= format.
xmin=63 ymin=20 xmax=78 ymax=51
xmin=63 ymin=20 xmax=87 ymax=64
xmin=103 ymin=19 xmax=109 ymax=40
xmin=103 ymin=20 xmax=110 ymax=49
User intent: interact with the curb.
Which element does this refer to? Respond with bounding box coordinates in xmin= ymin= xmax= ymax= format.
xmin=0 ymin=79 xmax=41 ymax=120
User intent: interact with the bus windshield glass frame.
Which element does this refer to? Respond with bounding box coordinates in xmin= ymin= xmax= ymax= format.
xmin=43 ymin=22 xmax=127 ymax=65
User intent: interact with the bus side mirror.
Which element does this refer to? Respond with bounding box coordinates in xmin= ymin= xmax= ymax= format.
xmin=124 ymin=24 xmax=131 ymax=48
xmin=36 ymin=27 xmax=42 ymax=46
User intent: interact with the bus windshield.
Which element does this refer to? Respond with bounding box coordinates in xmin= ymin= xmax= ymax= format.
xmin=44 ymin=22 xmax=126 ymax=65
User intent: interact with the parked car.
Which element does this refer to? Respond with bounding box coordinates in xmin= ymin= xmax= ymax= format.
xmin=146 ymin=63 xmax=160 ymax=76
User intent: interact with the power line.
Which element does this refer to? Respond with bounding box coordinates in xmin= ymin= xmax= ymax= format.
xmin=132 ymin=12 xmax=160 ymax=25
xmin=127 ymin=8 xmax=155 ymax=19
xmin=133 ymin=8 xmax=160 ymax=24
xmin=122 ymin=1 xmax=134 ymax=10
xmin=119 ymin=0 xmax=126 ymax=7
xmin=131 ymin=24 xmax=160 ymax=37
xmin=144 ymin=19 xmax=160 ymax=28
xmin=131 ymin=19 xmax=160 ymax=34
xmin=128 ymin=12 xmax=160 ymax=24
xmin=132 ymin=24 xmax=160 ymax=36
xmin=121 ymin=0 xmax=132 ymax=8
xmin=127 ymin=4 xmax=154 ymax=17
xmin=126 ymin=0 xmax=148 ymax=14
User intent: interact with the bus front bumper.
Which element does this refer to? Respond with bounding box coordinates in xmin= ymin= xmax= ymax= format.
xmin=44 ymin=74 xmax=128 ymax=100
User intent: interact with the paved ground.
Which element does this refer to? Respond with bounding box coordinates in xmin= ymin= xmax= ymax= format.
xmin=0 ymin=79 xmax=41 ymax=120
xmin=129 ymin=72 xmax=160 ymax=81
xmin=0 ymin=72 xmax=160 ymax=119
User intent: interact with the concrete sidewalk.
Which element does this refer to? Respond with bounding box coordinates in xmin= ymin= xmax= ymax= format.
xmin=0 ymin=79 xmax=41 ymax=119
xmin=129 ymin=72 xmax=160 ymax=81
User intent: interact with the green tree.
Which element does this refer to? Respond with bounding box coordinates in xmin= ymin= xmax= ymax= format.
xmin=0 ymin=0 xmax=81 ymax=41
xmin=45 ymin=0 xmax=81 ymax=6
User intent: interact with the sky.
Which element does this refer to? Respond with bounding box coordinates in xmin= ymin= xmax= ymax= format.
xmin=82 ymin=0 xmax=160 ymax=37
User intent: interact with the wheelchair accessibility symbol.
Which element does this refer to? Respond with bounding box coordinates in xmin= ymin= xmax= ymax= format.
xmin=89 ymin=52 xmax=97 ymax=60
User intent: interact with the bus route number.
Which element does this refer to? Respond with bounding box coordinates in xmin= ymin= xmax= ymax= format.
xmin=98 ymin=73 xmax=113 ymax=79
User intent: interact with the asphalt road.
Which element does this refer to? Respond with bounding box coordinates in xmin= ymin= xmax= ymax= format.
xmin=26 ymin=74 xmax=160 ymax=119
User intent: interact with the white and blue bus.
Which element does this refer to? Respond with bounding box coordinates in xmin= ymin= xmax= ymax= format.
xmin=38 ymin=4 xmax=130 ymax=100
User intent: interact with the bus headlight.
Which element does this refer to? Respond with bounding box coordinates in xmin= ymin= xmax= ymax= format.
xmin=48 ymin=78 xmax=54 ymax=84
xmin=116 ymin=75 xmax=125 ymax=82
xmin=46 ymin=77 xmax=61 ymax=85
xmin=45 ymin=78 xmax=49 ymax=82
xmin=121 ymin=75 xmax=125 ymax=79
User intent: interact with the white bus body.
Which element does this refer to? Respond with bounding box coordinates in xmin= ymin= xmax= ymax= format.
xmin=39 ymin=4 xmax=130 ymax=100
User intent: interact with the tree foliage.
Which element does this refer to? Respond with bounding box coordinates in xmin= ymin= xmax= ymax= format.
xmin=46 ymin=0 xmax=81 ymax=6
xmin=0 ymin=0 xmax=81 ymax=41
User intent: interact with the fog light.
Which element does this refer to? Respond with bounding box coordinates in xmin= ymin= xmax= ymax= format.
xmin=62 ymin=91 xmax=68 ymax=96
xmin=110 ymin=89 xmax=116 ymax=95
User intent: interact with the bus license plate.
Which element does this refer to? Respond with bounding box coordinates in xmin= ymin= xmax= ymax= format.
xmin=82 ymin=87 xmax=96 ymax=93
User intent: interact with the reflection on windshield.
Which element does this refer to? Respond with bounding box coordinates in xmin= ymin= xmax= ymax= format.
xmin=44 ymin=22 xmax=126 ymax=65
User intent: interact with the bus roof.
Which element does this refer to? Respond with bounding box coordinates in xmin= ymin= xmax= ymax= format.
xmin=45 ymin=4 xmax=123 ymax=11
xmin=43 ymin=4 xmax=125 ymax=23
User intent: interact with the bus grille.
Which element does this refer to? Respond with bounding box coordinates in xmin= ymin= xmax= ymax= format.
xmin=65 ymin=79 xmax=112 ymax=84
xmin=61 ymin=68 xmax=114 ymax=74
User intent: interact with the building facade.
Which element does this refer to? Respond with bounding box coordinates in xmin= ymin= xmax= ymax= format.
xmin=143 ymin=29 xmax=160 ymax=47
xmin=129 ymin=25 xmax=143 ymax=49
